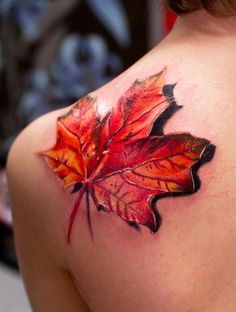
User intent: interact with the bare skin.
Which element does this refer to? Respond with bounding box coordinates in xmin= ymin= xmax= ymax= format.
xmin=7 ymin=9 xmax=236 ymax=312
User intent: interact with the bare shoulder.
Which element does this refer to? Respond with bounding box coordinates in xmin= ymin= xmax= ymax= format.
xmin=8 ymin=107 xmax=68 ymax=162
xmin=7 ymin=56 xmax=236 ymax=311
xmin=7 ymin=108 xmax=90 ymax=311
xmin=7 ymin=108 xmax=68 ymax=253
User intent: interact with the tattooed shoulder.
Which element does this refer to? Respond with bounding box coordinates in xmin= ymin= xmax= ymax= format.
xmin=39 ymin=69 xmax=215 ymax=243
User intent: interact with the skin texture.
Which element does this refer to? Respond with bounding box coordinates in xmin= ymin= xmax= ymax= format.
xmin=7 ymin=9 xmax=236 ymax=312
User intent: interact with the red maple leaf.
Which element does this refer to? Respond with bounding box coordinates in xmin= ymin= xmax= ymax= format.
xmin=40 ymin=70 xmax=213 ymax=243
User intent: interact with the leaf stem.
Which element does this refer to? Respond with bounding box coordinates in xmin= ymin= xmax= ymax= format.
xmin=67 ymin=185 xmax=85 ymax=244
xmin=86 ymin=187 xmax=94 ymax=239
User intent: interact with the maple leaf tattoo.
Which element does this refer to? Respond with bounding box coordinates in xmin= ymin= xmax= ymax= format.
xmin=40 ymin=69 xmax=215 ymax=243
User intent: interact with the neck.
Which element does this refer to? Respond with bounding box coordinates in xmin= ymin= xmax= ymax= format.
xmin=169 ymin=9 xmax=236 ymax=43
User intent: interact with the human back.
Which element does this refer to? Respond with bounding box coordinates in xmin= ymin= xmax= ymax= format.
xmin=7 ymin=2 xmax=236 ymax=312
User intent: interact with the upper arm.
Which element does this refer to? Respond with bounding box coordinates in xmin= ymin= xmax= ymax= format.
xmin=7 ymin=110 xmax=90 ymax=312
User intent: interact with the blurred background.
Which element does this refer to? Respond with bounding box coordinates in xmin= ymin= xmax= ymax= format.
xmin=0 ymin=0 xmax=176 ymax=310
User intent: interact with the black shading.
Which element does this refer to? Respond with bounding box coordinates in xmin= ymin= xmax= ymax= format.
xmin=71 ymin=182 xmax=83 ymax=193
xmin=163 ymin=83 xmax=177 ymax=98
xmin=150 ymin=143 xmax=216 ymax=233
xmin=150 ymin=84 xmax=182 ymax=136
xmin=127 ymin=221 xmax=141 ymax=232
xmin=97 ymin=204 xmax=108 ymax=212
xmin=190 ymin=143 xmax=216 ymax=192
xmin=151 ymin=203 xmax=163 ymax=233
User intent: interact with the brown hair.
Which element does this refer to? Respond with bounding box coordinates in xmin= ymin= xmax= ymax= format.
xmin=166 ymin=0 xmax=236 ymax=16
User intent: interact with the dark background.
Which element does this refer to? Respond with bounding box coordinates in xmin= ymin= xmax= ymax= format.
xmin=0 ymin=0 xmax=149 ymax=157
xmin=0 ymin=0 xmax=150 ymax=268
xmin=0 ymin=0 xmax=175 ymax=268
